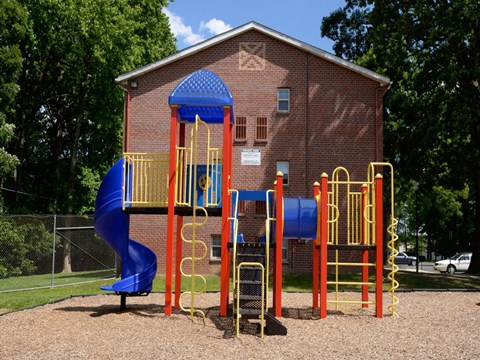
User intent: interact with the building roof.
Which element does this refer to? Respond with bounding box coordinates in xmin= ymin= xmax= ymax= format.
xmin=116 ymin=21 xmax=390 ymax=87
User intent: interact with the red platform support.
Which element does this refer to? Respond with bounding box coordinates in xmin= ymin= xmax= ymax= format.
xmin=319 ymin=173 xmax=328 ymax=319
xmin=174 ymin=123 xmax=185 ymax=310
xmin=220 ymin=106 xmax=232 ymax=317
xmin=273 ymin=172 xmax=284 ymax=317
xmin=375 ymin=175 xmax=384 ymax=318
xmin=165 ymin=106 xmax=178 ymax=316
xmin=312 ymin=182 xmax=320 ymax=309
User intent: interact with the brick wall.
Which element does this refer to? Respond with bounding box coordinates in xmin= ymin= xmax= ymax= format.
xmin=124 ymin=29 xmax=385 ymax=275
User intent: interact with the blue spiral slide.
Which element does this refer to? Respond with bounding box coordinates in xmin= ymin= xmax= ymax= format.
xmin=94 ymin=159 xmax=157 ymax=297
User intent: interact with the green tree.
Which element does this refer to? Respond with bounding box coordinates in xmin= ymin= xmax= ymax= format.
xmin=0 ymin=0 xmax=25 ymax=204
xmin=7 ymin=0 xmax=176 ymax=271
xmin=0 ymin=217 xmax=53 ymax=278
xmin=322 ymin=0 xmax=480 ymax=271
xmin=9 ymin=0 xmax=176 ymax=216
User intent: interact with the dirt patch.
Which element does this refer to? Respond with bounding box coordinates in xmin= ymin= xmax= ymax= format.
xmin=1 ymin=292 xmax=479 ymax=359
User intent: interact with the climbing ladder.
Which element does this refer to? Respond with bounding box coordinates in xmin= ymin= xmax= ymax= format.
xmin=231 ymin=190 xmax=287 ymax=337
xmin=178 ymin=116 xmax=214 ymax=321
xmin=234 ymin=243 xmax=267 ymax=337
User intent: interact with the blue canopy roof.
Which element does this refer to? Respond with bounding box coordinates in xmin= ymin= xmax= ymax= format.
xmin=168 ymin=70 xmax=234 ymax=123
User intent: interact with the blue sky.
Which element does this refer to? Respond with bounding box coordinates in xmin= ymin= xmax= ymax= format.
xmin=164 ymin=0 xmax=346 ymax=53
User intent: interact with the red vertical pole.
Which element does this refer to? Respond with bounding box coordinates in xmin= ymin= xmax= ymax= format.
xmin=361 ymin=184 xmax=369 ymax=308
xmin=274 ymin=172 xmax=284 ymax=317
xmin=312 ymin=181 xmax=320 ymax=310
xmin=375 ymin=174 xmax=384 ymax=318
xmin=165 ymin=106 xmax=178 ymax=316
xmin=319 ymin=173 xmax=328 ymax=319
xmin=220 ymin=107 xmax=232 ymax=316
xmin=174 ymin=123 xmax=186 ymax=309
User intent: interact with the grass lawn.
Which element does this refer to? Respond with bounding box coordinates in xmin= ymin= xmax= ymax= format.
xmin=0 ymin=269 xmax=117 ymax=292
xmin=1 ymin=270 xmax=479 ymax=313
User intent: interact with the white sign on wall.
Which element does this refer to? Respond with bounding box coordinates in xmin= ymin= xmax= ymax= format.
xmin=241 ymin=149 xmax=261 ymax=166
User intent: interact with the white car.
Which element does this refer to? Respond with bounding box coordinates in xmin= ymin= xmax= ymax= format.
xmin=433 ymin=252 xmax=472 ymax=275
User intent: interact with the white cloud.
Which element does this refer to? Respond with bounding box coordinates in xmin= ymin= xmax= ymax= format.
xmin=163 ymin=9 xmax=232 ymax=48
xmin=163 ymin=8 xmax=205 ymax=46
xmin=200 ymin=18 xmax=232 ymax=35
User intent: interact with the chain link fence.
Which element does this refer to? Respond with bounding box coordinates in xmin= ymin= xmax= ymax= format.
xmin=0 ymin=215 xmax=116 ymax=293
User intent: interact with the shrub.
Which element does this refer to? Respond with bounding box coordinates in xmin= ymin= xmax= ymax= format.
xmin=0 ymin=218 xmax=54 ymax=278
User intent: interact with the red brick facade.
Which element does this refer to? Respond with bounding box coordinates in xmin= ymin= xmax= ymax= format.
xmin=119 ymin=24 xmax=389 ymax=275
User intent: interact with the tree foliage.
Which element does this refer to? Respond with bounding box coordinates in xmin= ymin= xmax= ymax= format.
xmin=321 ymin=0 xmax=480 ymax=270
xmin=0 ymin=0 xmax=25 ymax=199
xmin=4 ymin=0 xmax=177 ymax=214
xmin=0 ymin=218 xmax=53 ymax=278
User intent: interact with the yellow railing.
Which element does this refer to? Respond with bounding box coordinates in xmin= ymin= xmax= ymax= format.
xmin=122 ymin=153 xmax=170 ymax=209
xmin=323 ymin=163 xmax=398 ymax=317
xmin=328 ymin=167 xmax=374 ymax=246
xmin=175 ymin=116 xmax=223 ymax=207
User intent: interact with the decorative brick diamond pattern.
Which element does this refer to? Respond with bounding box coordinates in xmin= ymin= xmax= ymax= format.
xmin=239 ymin=42 xmax=266 ymax=70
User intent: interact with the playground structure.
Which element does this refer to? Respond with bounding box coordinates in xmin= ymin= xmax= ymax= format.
xmin=94 ymin=70 xmax=399 ymax=337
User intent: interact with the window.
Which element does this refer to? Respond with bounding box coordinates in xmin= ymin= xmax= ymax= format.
xmin=276 ymin=161 xmax=289 ymax=186
xmin=255 ymin=117 xmax=268 ymax=141
xmin=254 ymin=201 xmax=266 ymax=217
xmin=235 ymin=116 xmax=247 ymax=141
xmin=277 ymin=88 xmax=290 ymax=112
xmin=238 ymin=200 xmax=246 ymax=216
xmin=233 ymin=199 xmax=246 ymax=216
xmin=211 ymin=234 xmax=221 ymax=260
xmin=282 ymin=238 xmax=288 ymax=263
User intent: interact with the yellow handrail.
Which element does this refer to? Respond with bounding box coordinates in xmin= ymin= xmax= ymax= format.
xmin=265 ymin=189 xmax=275 ymax=313
xmin=229 ymin=189 xmax=239 ymax=290
xmin=367 ymin=162 xmax=399 ymax=318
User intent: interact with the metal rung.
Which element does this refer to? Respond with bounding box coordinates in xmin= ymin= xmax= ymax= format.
xmin=239 ymin=266 xmax=263 ymax=271
xmin=327 ymin=262 xmax=376 ymax=267
xmin=238 ymin=280 xmax=263 ymax=285
xmin=238 ymin=294 xmax=263 ymax=301
xmin=327 ymin=281 xmax=374 ymax=286
xmin=327 ymin=300 xmax=375 ymax=305
xmin=239 ymin=308 xmax=262 ymax=316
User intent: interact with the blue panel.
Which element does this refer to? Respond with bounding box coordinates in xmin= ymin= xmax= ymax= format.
xmin=169 ymin=70 xmax=234 ymax=124
xmin=186 ymin=164 xmax=222 ymax=208
xmin=232 ymin=190 xmax=273 ymax=204
xmin=283 ymin=197 xmax=317 ymax=240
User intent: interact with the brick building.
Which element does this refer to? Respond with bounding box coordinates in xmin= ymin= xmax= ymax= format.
xmin=116 ymin=22 xmax=390 ymax=275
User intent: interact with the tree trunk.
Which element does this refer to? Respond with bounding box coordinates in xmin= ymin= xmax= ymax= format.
xmin=61 ymin=234 xmax=72 ymax=273
xmin=61 ymin=84 xmax=86 ymax=273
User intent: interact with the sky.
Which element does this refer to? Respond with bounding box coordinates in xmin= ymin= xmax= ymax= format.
xmin=164 ymin=0 xmax=346 ymax=53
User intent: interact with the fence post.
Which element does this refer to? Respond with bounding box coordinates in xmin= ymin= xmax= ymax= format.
xmin=52 ymin=214 xmax=56 ymax=288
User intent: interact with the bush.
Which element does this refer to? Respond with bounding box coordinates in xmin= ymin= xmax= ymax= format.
xmin=0 ymin=218 xmax=54 ymax=278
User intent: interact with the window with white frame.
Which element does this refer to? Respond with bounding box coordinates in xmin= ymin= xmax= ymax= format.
xmin=277 ymin=88 xmax=290 ymax=112
xmin=276 ymin=161 xmax=289 ymax=186
xmin=211 ymin=234 xmax=221 ymax=260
